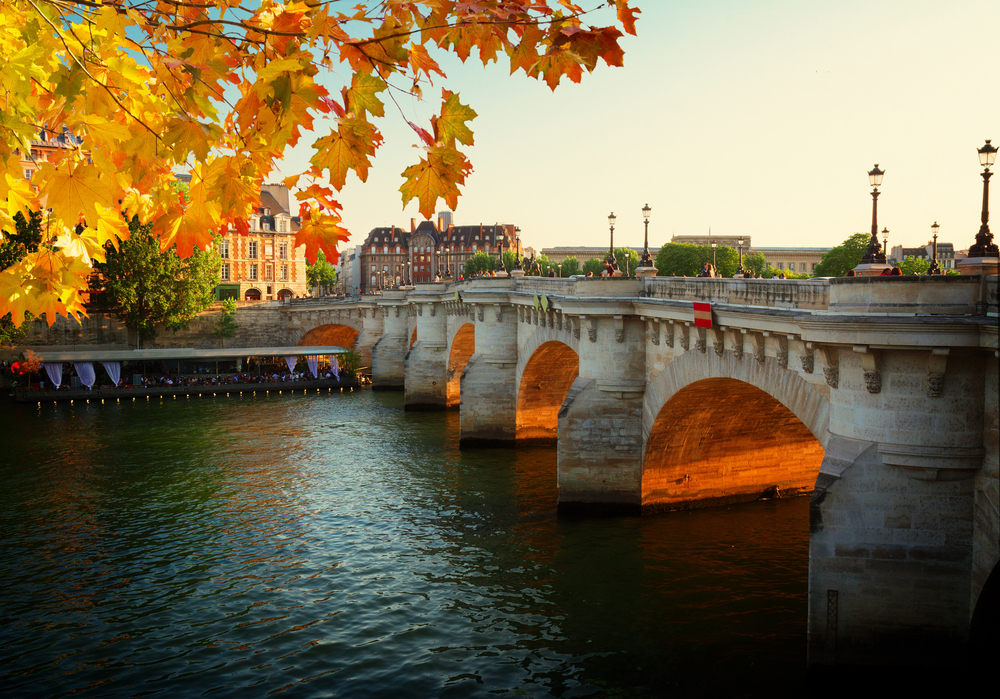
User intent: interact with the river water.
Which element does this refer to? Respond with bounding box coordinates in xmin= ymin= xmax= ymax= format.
xmin=0 ymin=390 xmax=810 ymax=698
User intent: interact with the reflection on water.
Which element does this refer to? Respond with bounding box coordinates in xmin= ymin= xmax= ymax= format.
xmin=1 ymin=391 xmax=808 ymax=697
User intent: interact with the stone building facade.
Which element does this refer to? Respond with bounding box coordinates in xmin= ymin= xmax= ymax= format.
xmin=216 ymin=184 xmax=308 ymax=301
xmin=359 ymin=214 xmax=516 ymax=293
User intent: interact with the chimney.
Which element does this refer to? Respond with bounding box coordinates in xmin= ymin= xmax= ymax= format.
xmin=410 ymin=218 xmax=416 ymax=233
xmin=437 ymin=214 xmax=443 ymax=231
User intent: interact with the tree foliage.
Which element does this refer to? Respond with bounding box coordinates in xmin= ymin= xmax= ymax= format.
xmin=213 ymin=297 xmax=239 ymax=345
xmin=560 ymin=256 xmax=580 ymax=277
xmin=813 ymin=233 xmax=871 ymax=277
xmin=95 ymin=217 xmax=221 ymax=347
xmin=581 ymin=257 xmax=605 ymax=276
xmin=306 ymin=249 xmax=337 ymax=291
xmin=462 ymin=250 xmax=498 ymax=278
xmin=654 ymin=243 xmax=740 ymax=278
xmin=0 ymin=0 xmax=638 ymax=327
xmin=612 ymin=247 xmax=639 ymax=276
xmin=898 ymin=255 xmax=930 ymax=276
xmin=0 ymin=209 xmax=42 ymax=345
xmin=501 ymin=249 xmax=518 ymax=274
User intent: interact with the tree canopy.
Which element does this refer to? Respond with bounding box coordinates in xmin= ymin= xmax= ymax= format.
xmin=95 ymin=216 xmax=221 ymax=347
xmin=306 ymin=249 xmax=337 ymax=291
xmin=0 ymin=0 xmax=638 ymax=327
xmin=813 ymin=233 xmax=870 ymax=277
xmin=0 ymin=209 xmax=42 ymax=345
xmin=462 ymin=250 xmax=498 ymax=278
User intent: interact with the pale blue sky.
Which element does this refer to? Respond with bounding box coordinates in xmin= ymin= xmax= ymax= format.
xmin=275 ymin=0 xmax=999 ymax=253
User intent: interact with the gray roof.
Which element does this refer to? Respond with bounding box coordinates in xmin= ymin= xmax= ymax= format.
xmin=35 ymin=346 xmax=347 ymax=363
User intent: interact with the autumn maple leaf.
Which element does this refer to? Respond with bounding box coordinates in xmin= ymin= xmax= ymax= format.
xmin=296 ymin=203 xmax=347 ymax=263
xmin=399 ymin=143 xmax=472 ymax=219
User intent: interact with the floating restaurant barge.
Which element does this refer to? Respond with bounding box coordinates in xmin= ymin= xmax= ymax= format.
xmin=12 ymin=346 xmax=355 ymax=403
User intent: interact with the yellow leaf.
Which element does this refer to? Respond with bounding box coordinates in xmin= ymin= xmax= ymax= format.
xmin=37 ymin=160 xmax=115 ymax=228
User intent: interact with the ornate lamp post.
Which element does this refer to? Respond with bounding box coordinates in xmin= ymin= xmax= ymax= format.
xmin=514 ymin=227 xmax=522 ymax=271
xmin=711 ymin=241 xmax=717 ymax=268
xmin=883 ymin=228 xmax=889 ymax=263
xmin=861 ymin=164 xmax=887 ymax=264
xmin=607 ymin=212 xmax=618 ymax=271
xmin=737 ymin=237 xmax=745 ymax=275
xmin=928 ymin=221 xmax=941 ymax=275
xmin=969 ymin=139 xmax=998 ymax=258
xmin=639 ymin=203 xmax=653 ymax=268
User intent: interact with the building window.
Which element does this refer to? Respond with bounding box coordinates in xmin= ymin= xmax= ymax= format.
xmin=279 ymin=243 xmax=288 ymax=259
xmin=776 ymin=262 xmax=783 ymax=269
xmin=248 ymin=241 xmax=258 ymax=259
xmin=800 ymin=263 xmax=807 ymax=272
xmin=219 ymin=240 xmax=229 ymax=259
xmin=221 ymin=263 xmax=230 ymax=281
xmin=281 ymin=264 xmax=288 ymax=280
xmin=249 ymin=264 xmax=258 ymax=281
xmin=262 ymin=222 xmax=270 ymax=232
xmin=265 ymin=265 xmax=273 ymax=281
xmin=812 ymin=263 xmax=817 ymax=271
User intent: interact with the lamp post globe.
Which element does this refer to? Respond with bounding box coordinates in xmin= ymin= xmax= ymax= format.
xmin=639 ymin=203 xmax=653 ymax=268
xmin=969 ymin=139 xmax=999 ymax=258
xmin=737 ymin=237 xmax=745 ymax=275
xmin=862 ymin=164 xmax=887 ymax=264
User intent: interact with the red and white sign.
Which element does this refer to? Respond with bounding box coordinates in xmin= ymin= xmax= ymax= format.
xmin=693 ymin=302 xmax=713 ymax=328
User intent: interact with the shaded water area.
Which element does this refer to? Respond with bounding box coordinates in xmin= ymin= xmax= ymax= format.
xmin=1 ymin=390 xmax=810 ymax=697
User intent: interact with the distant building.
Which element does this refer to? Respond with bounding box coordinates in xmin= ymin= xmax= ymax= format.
xmin=753 ymin=247 xmax=831 ymax=274
xmin=359 ymin=213 xmax=516 ymax=292
xmin=890 ymin=241 xmax=956 ymax=270
xmin=336 ymin=245 xmax=362 ymax=296
xmin=670 ymin=234 xmax=750 ymax=248
xmin=216 ymin=184 xmax=308 ymax=301
xmin=17 ymin=128 xmax=85 ymax=188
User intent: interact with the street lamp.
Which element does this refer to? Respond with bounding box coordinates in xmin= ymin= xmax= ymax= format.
xmin=514 ymin=227 xmax=522 ymax=270
xmin=639 ymin=203 xmax=653 ymax=267
xmin=861 ymin=164 xmax=887 ymax=263
xmin=928 ymin=221 xmax=941 ymax=275
xmin=607 ymin=212 xmax=618 ymax=271
xmin=737 ymin=237 xmax=745 ymax=275
xmin=711 ymin=241 xmax=717 ymax=268
xmin=969 ymin=139 xmax=999 ymax=257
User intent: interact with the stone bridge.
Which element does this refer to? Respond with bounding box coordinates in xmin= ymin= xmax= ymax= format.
xmin=10 ymin=274 xmax=998 ymax=668
xmin=289 ymin=274 xmax=998 ymax=669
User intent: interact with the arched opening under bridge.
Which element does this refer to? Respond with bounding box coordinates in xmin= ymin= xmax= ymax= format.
xmin=297 ymin=324 xmax=359 ymax=351
xmin=517 ymin=340 xmax=579 ymax=444
xmin=447 ymin=324 xmax=475 ymax=408
xmin=642 ymin=377 xmax=823 ymax=512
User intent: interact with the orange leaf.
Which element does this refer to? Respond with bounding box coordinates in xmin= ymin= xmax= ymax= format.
xmin=312 ymin=117 xmax=383 ymax=190
xmin=399 ymin=143 xmax=472 ymax=219
xmin=295 ymin=203 xmax=346 ymax=263
xmin=616 ymin=1 xmax=641 ymax=36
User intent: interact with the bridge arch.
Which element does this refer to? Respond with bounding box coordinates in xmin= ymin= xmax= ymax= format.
xmin=516 ymin=340 xmax=579 ymax=443
xmin=642 ymin=352 xmax=830 ymax=511
xmin=297 ymin=323 xmax=360 ymax=350
xmin=447 ymin=323 xmax=475 ymax=408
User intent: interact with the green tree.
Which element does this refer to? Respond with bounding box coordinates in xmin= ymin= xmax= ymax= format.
xmin=813 ymin=233 xmax=871 ymax=277
xmin=560 ymin=257 xmax=581 ymax=277
xmin=0 ymin=210 xmax=43 ymax=345
xmin=613 ymin=247 xmax=640 ymax=276
xmin=95 ymin=217 xmax=222 ymax=348
xmin=898 ymin=255 xmax=931 ymax=275
xmin=743 ymin=251 xmax=769 ymax=276
xmin=307 ymin=249 xmax=338 ymax=294
xmin=462 ymin=251 xmax=498 ymax=279
xmin=213 ymin=298 xmax=240 ymax=347
xmin=654 ymin=243 xmax=705 ymax=277
xmin=581 ymin=258 xmax=606 ymax=276
xmin=501 ymin=250 xmax=519 ymax=274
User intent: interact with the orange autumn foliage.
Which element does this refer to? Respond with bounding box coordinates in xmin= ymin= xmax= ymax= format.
xmin=0 ymin=0 xmax=639 ymax=326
